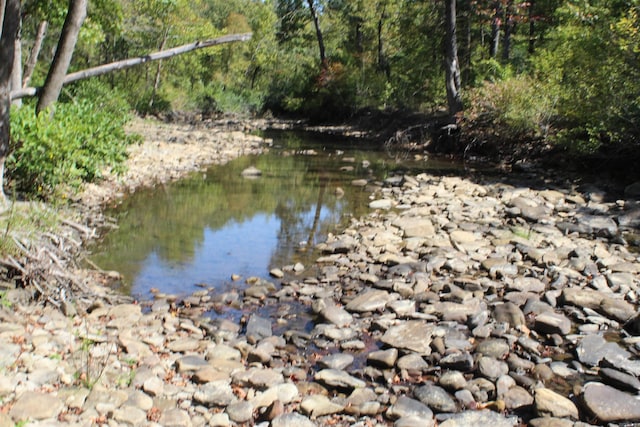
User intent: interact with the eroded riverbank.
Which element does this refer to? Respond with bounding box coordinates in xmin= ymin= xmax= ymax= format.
xmin=0 ymin=118 xmax=638 ymax=426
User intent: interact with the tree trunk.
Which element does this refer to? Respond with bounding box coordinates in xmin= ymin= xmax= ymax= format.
xmin=444 ymin=0 xmax=463 ymax=116
xmin=502 ymin=0 xmax=513 ymax=61
xmin=490 ymin=1 xmax=501 ymax=58
xmin=10 ymin=15 xmax=21 ymax=107
xmin=306 ymin=0 xmax=327 ymax=68
xmin=0 ymin=0 xmax=20 ymax=202
xmin=36 ymin=0 xmax=87 ymax=116
xmin=22 ymin=20 xmax=47 ymax=88
xmin=528 ymin=0 xmax=535 ymax=54
xmin=12 ymin=33 xmax=253 ymax=101
xmin=149 ymin=30 xmax=168 ymax=111
xmin=377 ymin=2 xmax=390 ymax=79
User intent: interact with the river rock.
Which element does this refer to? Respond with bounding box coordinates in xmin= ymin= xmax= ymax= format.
xmin=534 ymin=387 xmax=579 ymax=419
xmin=271 ymin=412 xmax=315 ymax=427
xmin=345 ymin=289 xmax=394 ymax=312
xmin=318 ymin=353 xmax=354 ymax=370
xmin=246 ymin=314 xmax=272 ymax=343
xmin=477 ymin=356 xmax=509 ymax=381
xmin=10 ymin=391 xmax=64 ymax=421
xmin=241 ymin=166 xmax=262 ymax=176
xmin=380 ymin=321 xmax=435 ymax=354
xmin=598 ymin=367 xmax=640 ymax=392
xmin=386 ymin=395 xmax=433 ymax=420
xmin=314 ymin=369 xmax=366 ymax=390
xmin=193 ymin=380 xmax=236 ymax=406
xmin=300 ymin=394 xmax=345 ymax=417
xmin=367 ymin=348 xmax=398 ymax=368
xmin=414 ymin=383 xmax=457 ymax=413
xmin=226 ymin=400 xmax=254 ymax=423
xmin=313 ymin=298 xmax=353 ymax=326
xmin=492 ymin=302 xmax=526 ymax=329
xmin=534 ymin=311 xmax=572 ymax=335
xmin=582 ymin=382 xmax=640 ymax=422
xmin=438 ymin=409 xmax=517 ymax=427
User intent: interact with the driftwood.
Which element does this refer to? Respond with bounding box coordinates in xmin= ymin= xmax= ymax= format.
xmin=10 ymin=32 xmax=253 ymax=101
xmin=0 ymin=211 xmax=132 ymax=309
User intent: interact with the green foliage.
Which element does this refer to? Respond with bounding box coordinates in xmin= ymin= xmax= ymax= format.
xmin=134 ymin=90 xmax=173 ymax=116
xmin=7 ymin=98 xmax=138 ymax=199
xmin=466 ymin=76 xmax=557 ymax=138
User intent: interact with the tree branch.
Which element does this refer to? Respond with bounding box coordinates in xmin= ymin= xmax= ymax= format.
xmin=11 ymin=32 xmax=253 ymax=101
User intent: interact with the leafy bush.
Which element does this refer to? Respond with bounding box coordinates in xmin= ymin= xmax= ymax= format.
xmin=134 ymin=90 xmax=172 ymax=116
xmin=465 ymin=76 xmax=557 ymax=139
xmin=8 ymin=100 xmax=139 ymax=199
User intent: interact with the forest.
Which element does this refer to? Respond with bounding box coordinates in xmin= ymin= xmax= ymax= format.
xmin=1 ymin=0 xmax=640 ymax=199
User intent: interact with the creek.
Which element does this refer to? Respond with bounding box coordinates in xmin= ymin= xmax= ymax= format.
xmin=91 ymin=131 xmax=462 ymax=302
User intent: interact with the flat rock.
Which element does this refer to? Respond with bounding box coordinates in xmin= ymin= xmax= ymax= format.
xmin=193 ymin=380 xmax=236 ymax=406
xmin=10 ymin=391 xmax=64 ymax=421
xmin=576 ymin=334 xmax=640 ymax=375
xmin=393 ymin=217 xmax=436 ymax=238
xmin=318 ymin=353 xmax=354 ymax=370
xmin=345 ymin=289 xmax=394 ymax=312
xmin=386 ymin=395 xmax=433 ymax=420
xmin=582 ymin=382 xmax=640 ymax=422
xmin=314 ymin=369 xmax=366 ymax=390
xmin=380 ymin=321 xmax=435 ymax=354
xmin=438 ymin=409 xmax=517 ymax=427
xmin=271 ymin=412 xmax=316 ymax=427
xmin=159 ymin=408 xmax=192 ymax=427
xmin=300 ymin=394 xmax=345 ymax=417
xmin=414 ymin=383 xmax=457 ymax=413
xmin=534 ymin=311 xmax=572 ymax=335
xmin=534 ymin=387 xmax=578 ymax=419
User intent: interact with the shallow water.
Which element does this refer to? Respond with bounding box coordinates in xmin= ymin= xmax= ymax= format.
xmin=91 ymin=131 xmax=462 ymax=300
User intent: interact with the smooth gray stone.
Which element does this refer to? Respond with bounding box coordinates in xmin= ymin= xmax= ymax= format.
xmin=582 ymin=382 xmax=640 ymax=422
xmin=271 ymin=412 xmax=316 ymax=427
xmin=534 ymin=311 xmax=572 ymax=335
xmin=367 ymin=348 xmax=398 ymax=368
xmin=438 ymin=409 xmax=517 ymax=427
xmin=493 ymin=302 xmax=526 ymax=328
xmin=534 ymin=387 xmax=578 ymax=419
xmin=476 ymin=339 xmax=510 ymax=359
xmin=440 ymin=351 xmax=474 ymax=372
xmin=314 ymin=369 xmax=366 ymax=390
xmin=246 ymin=314 xmax=272 ymax=344
xmin=599 ymin=367 xmax=640 ymax=393
xmin=387 ymin=395 xmax=433 ymax=420
xmin=380 ymin=321 xmax=435 ymax=354
xmin=502 ymin=385 xmax=533 ymax=410
xmin=318 ymin=353 xmax=354 ymax=370
xmin=477 ymin=356 xmax=509 ymax=381
xmin=414 ymin=383 xmax=457 ymax=413
xmin=9 ymin=391 xmax=64 ymax=421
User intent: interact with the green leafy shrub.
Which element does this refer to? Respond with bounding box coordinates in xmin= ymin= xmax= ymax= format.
xmin=465 ymin=76 xmax=557 ymax=139
xmin=134 ymin=90 xmax=172 ymax=116
xmin=8 ymin=100 xmax=139 ymax=199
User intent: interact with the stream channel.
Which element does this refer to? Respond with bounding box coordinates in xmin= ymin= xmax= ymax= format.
xmin=91 ymin=131 xmax=463 ymax=318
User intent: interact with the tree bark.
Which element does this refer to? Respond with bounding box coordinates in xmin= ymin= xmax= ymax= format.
xmin=12 ymin=33 xmax=253 ymax=101
xmin=490 ymin=1 xmax=501 ymax=58
xmin=22 ymin=20 xmax=48 ymax=88
xmin=444 ymin=0 xmax=463 ymax=116
xmin=10 ymin=14 xmax=21 ymax=107
xmin=150 ymin=30 xmax=169 ymax=111
xmin=36 ymin=0 xmax=87 ymax=116
xmin=306 ymin=0 xmax=327 ymax=69
xmin=0 ymin=0 xmax=20 ymax=202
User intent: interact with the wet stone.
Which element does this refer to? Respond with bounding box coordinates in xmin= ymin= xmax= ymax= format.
xmin=246 ymin=314 xmax=272 ymax=344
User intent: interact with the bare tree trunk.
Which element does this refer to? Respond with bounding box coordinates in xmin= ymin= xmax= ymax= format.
xmin=490 ymin=1 xmax=501 ymax=58
xmin=306 ymin=0 xmax=327 ymax=68
xmin=22 ymin=20 xmax=48 ymax=88
xmin=10 ymin=15 xmax=21 ymax=107
xmin=150 ymin=30 xmax=168 ymax=111
xmin=377 ymin=2 xmax=390 ymax=79
xmin=444 ymin=0 xmax=463 ymax=116
xmin=528 ymin=0 xmax=535 ymax=54
xmin=0 ymin=0 xmax=20 ymax=202
xmin=12 ymin=33 xmax=253 ymax=101
xmin=502 ymin=0 xmax=513 ymax=61
xmin=36 ymin=0 xmax=87 ymax=116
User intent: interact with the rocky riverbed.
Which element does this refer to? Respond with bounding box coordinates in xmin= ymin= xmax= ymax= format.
xmin=0 ymin=120 xmax=639 ymax=426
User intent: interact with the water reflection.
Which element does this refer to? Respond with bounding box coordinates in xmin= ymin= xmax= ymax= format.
xmin=91 ymin=131 xmax=459 ymax=299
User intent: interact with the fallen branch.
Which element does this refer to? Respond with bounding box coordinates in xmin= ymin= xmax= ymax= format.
xmin=11 ymin=32 xmax=253 ymax=100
